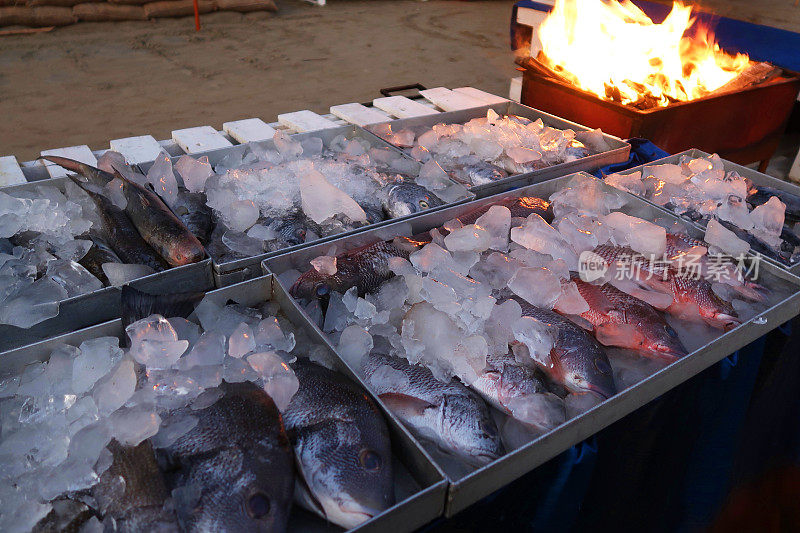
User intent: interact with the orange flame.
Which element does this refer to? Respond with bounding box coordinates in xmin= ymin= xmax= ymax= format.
xmin=536 ymin=0 xmax=751 ymax=107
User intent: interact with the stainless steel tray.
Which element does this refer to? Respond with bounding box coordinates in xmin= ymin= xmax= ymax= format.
xmin=0 ymin=178 xmax=215 ymax=352
xmin=138 ymin=125 xmax=474 ymax=288
xmin=607 ymin=148 xmax=800 ymax=275
xmin=263 ymin=172 xmax=800 ymax=517
xmin=363 ymin=101 xmax=631 ymax=198
xmin=0 ymin=274 xmax=447 ymax=533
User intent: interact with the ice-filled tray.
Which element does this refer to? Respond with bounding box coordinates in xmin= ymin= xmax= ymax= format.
xmin=137 ymin=125 xmax=473 ymax=287
xmin=0 ymin=176 xmax=214 ymax=352
xmin=364 ymin=101 xmax=631 ymax=197
xmin=603 ymin=148 xmax=800 ymax=275
xmin=263 ymin=172 xmax=800 ymax=516
xmin=0 ymin=275 xmax=446 ymax=533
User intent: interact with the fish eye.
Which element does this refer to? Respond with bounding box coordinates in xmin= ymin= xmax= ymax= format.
xmin=664 ymin=325 xmax=677 ymax=336
xmin=315 ymin=284 xmax=330 ymax=298
xmin=246 ymin=492 xmax=271 ymax=519
xmin=359 ymin=449 xmax=381 ymax=471
xmin=594 ymin=358 xmax=611 ymax=375
xmin=418 ymin=199 xmax=429 ymax=209
xmin=295 ymin=228 xmax=306 ymax=240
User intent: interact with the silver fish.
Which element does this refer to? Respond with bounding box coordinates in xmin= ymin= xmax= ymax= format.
xmin=364 ymin=352 xmax=504 ymax=467
xmin=283 ymin=359 xmax=394 ymax=529
xmin=382 ymin=182 xmax=445 ymax=219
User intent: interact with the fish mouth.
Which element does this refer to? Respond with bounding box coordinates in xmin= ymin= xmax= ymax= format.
xmin=704 ymin=313 xmax=741 ymax=331
xmin=648 ymin=344 xmax=688 ymax=361
xmin=335 ymin=500 xmax=383 ymax=528
xmin=585 ymin=383 xmax=614 ymax=400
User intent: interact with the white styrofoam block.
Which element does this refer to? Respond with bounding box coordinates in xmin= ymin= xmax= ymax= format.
xmin=789 ymin=148 xmax=800 ymax=182
xmin=223 ymin=118 xmax=277 ymax=144
xmin=420 ymin=87 xmax=486 ymax=111
xmin=329 ymin=103 xmax=390 ymax=126
xmin=277 ymin=110 xmax=339 ymax=133
xmin=453 ymin=87 xmax=508 ymax=105
xmin=172 ymin=126 xmax=233 ymax=154
xmin=372 ymin=96 xmax=440 ymax=118
xmin=0 ymin=156 xmax=26 ymax=187
xmin=509 ymin=77 xmax=523 ymax=103
xmin=40 ymin=145 xmax=98 ymax=178
xmin=109 ymin=135 xmax=162 ymax=164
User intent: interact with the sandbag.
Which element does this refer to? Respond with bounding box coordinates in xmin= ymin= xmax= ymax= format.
xmin=107 ymin=0 xmax=150 ymax=6
xmin=0 ymin=0 xmax=25 ymax=7
xmin=143 ymin=0 xmax=213 ymax=18
xmin=0 ymin=5 xmax=74 ymax=26
xmin=215 ymin=0 xmax=275 ymax=12
xmin=27 ymin=0 xmax=83 ymax=8
xmin=73 ymin=2 xmax=145 ymax=20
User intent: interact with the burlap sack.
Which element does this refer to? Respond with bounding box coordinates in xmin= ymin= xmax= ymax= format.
xmin=143 ymin=0 xmax=213 ymax=18
xmin=107 ymin=0 xmax=150 ymax=6
xmin=0 ymin=5 xmax=74 ymax=26
xmin=215 ymin=0 xmax=275 ymax=12
xmin=27 ymin=0 xmax=83 ymax=8
xmin=73 ymin=2 xmax=145 ymax=21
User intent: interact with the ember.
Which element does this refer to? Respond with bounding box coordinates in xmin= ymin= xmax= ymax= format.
xmin=534 ymin=0 xmax=752 ymax=109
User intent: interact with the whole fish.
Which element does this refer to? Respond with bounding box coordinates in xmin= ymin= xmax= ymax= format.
xmin=364 ymin=352 xmax=503 ymax=466
xmin=447 ymin=158 xmax=509 ymax=186
xmin=664 ymin=232 xmax=766 ymax=301
xmin=381 ymin=182 xmax=445 ymax=219
xmin=78 ymin=233 xmax=123 ymax=285
xmin=506 ymin=295 xmax=617 ymax=399
xmin=170 ymin=188 xmax=213 ymax=246
xmin=283 ymin=360 xmax=394 ymax=529
xmin=569 ymin=275 xmax=688 ymax=360
xmin=469 ymin=353 xmax=565 ymax=432
xmin=45 ymin=156 xmax=205 ymax=267
xmin=290 ymin=195 xmax=552 ymax=302
xmin=715 ymin=218 xmax=793 ymax=265
xmin=94 ymin=440 xmax=179 ymax=532
xmin=592 ymin=244 xmax=740 ymax=330
xmin=159 ymin=382 xmax=295 ymax=533
xmin=120 ymin=284 xmax=204 ymax=332
xmin=69 ymin=177 xmax=169 ymax=272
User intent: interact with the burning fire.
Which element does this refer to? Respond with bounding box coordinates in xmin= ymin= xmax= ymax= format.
xmin=535 ymin=0 xmax=751 ymax=107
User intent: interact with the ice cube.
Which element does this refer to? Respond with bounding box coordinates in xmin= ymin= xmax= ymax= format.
xmin=254 ymin=317 xmax=295 ymax=353
xmin=310 ymin=255 xmax=337 ymax=276
xmin=0 ymin=278 xmax=67 ymax=328
xmin=299 ymin=163 xmax=367 ymax=224
xmin=507 ymin=392 xmax=565 ymax=430
xmin=109 ymin=407 xmax=161 ymax=446
xmin=508 ymin=267 xmax=561 ymax=309
xmin=409 ymin=243 xmax=460 ymax=274
xmin=604 ymin=171 xmax=645 ymax=196
xmin=644 ymin=164 xmax=685 ymax=185
xmin=228 ymin=323 xmax=256 ymax=358
xmin=511 ymin=316 xmax=555 ymax=368
xmin=749 ymin=196 xmax=785 ymax=249
xmin=101 ymin=263 xmax=155 ymax=286
xmin=226 ymin=200 xmax=260 ymax=232
xmin=126 ymin=315 xmax=188 ymax=369
xmin=273 ymin=131 xmax=304 ymax=159
xmin=510 ymin=214 xmax=579 ymax=269
xmin=475 ymin=205 xmax=511 ymax=251
xmin=92 ymin=359 xmax=136 ymax=416
xmin=247 ymin=351 xmax=298 ymax=411
xmin=71 ymin=337 xmax=123 ymax=394
xmin=565 ymin=391 xmax=604 ymax=418
xmin=222 ymin=230 xmax=264 ymax=257
xmin=443 ymin=224 xmax=490 ymax=253
xmin=147 ymin=151 xmax=179 ymax=206
xmin=175 ymin=155 xmax=214 ymax=193
xmin=417 ymin=160 xmax=451 ymax=191
xmin=300 ymin=137 xmax=323 ymax=157
xmin=601 ymin=212 xmax=666 ymax=256
xmin=190 ymin=387 xmax=224 ymax=410
xmin=337 ymin=325 xmax=373 ymax=370
xmin=704 ymin=218 xmax=750 ymax=257
xmin=224 ymin=356 xmax=259 ymax=383
xmin=554 ymin=281 xmax=590 ymax=315
xmin=151 ymin=413 xmax=199 ymax=448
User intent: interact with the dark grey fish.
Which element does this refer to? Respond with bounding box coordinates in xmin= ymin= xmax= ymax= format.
xmin=364 ymin=352 xmax=503 ymax=466
xmin=170 ymin=189 xmax=213 ymax=246
xmin=382 ymin=182 xmax=445 ymax=219
xmin=78 ymin=233 xmax=123 ymax=285
xmin=120 ymin=285 xmax=204 ymax=332
xmin=44 ymin=156 xmax=206 ymax=267
xmin=0 ymin=238 xmax=13 ymax=255
xmin=361 ymin=204 xmax=386 ymax=225
xmin=94 ymin=440 xmax=179 ymax=532
xmin=261 ymin=211 xmax=318 ymax=250
xmin=447 ymin=158 xmax=508 ymax=186
xmin=159 ymin=381 xmax=294 ymax=533
xmin=284 ymin=360 xmax=394 ymax=529
xmin=504 ymin=295 xmax=617 ymax=399
xmin=69 ymin=177 xmax=169 ymax=272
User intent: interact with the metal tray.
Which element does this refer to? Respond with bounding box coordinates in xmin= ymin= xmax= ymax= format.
xmin=263 ymin=172 xmax=800 ymax=516
xmin=363 ymin=101 xmax=631 ymax=198
xmin=0 ymin=274 xmax=447 ymax=533
xmin=607 ymin=148 xmax=800 ymax=275
xmin=138 ymin=125 xmax=474 ymax=288
xmin=0 ymin=178 xmax=216 ymax=352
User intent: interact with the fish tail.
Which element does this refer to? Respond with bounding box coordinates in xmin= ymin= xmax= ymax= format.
xmin=121 ymin=285 xmax=205 ymax=332
xmin=42 ymin=155 xmax=113 ymax=186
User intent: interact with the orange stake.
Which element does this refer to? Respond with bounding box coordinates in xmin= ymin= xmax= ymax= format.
xmin=193 ymin=0 xmax=200 ymax=30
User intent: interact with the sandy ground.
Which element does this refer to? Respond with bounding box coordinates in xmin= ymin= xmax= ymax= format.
xmin=0 ymin=0 xmax=518 ymax=162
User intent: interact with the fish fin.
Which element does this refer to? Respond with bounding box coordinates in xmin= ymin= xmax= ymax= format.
xmin=121 ymin=285 xmax=205 ymax=331
xmin=593 ymin=322 xmax=642 ymax=349
xmin=378 ymin=393 xmax=435 ymax=417
xmin=42 ymin=155 xmax=113 ymax=186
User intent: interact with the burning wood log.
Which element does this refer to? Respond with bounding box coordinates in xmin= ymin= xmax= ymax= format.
xmin=712 ymin=62 xmax=783 ymax=95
